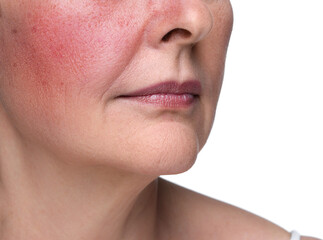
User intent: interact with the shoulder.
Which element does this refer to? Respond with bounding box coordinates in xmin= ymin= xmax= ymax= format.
xmin=157 ymin=178 xmax=305 ymax=240
xmin=302 ymin=238 xmax=321 ymax=240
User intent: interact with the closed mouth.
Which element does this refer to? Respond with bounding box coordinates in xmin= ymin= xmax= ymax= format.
xmin=117 ymin=80 xmax=201 ymax=108
xmin=119 ymin=80 xmax=201 ymax=97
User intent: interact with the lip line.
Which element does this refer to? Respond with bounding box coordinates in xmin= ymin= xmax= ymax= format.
xmin=119 ymin=80 xmax=202 ymax=97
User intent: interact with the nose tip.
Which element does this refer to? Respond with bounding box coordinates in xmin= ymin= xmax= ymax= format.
xmin=145 ymin=1 xmax=214 ymax=49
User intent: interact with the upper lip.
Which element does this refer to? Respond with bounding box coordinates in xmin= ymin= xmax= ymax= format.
xmin=120 ymin=80 xmax=202 ymax=97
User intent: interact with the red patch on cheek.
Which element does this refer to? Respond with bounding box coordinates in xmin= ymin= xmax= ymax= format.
xmin=2 ymin=2 xmax=148 ymax=134
xmin=26 ymin=12 xmax=90 ymax=69
xmin=23 ymin=6 xmax=142 ymax=84
xmin=8 ymin=2 xmax=146 ymax=111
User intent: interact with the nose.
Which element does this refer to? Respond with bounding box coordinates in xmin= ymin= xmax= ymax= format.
xmin=145 ymin=0 xmax=214 ymax=49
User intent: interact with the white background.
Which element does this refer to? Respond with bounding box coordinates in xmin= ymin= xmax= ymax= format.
xmin=163 ymin=0 xmax=323 ymax=238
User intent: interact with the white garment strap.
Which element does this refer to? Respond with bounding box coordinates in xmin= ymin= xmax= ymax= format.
xmin=291 ymin=231 xmax=301 ymax=240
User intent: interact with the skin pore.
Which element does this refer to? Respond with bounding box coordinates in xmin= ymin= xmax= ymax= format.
xmin=0 ymin=0 xmax=318 ymax=240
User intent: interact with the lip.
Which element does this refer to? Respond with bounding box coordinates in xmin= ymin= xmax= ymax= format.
xmin=118 ymin=80 xmax=201 ymax=108
xmin=120 ymin=80 xmax=202 ymax=97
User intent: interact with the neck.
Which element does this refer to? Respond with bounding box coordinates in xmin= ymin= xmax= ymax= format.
xmin=0 ymin=115 xmax=160 ymax=240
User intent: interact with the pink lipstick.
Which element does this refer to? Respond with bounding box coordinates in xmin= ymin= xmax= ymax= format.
xmin=119 ymin=80 xmax=201 ymax=108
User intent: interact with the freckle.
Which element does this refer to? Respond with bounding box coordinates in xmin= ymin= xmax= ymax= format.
xmin=11 ymin=29 xmax=18 ymax=34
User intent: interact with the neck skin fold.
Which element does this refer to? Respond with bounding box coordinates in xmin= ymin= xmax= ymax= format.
xmin=0 ymin=107 xmax=160 ymax=240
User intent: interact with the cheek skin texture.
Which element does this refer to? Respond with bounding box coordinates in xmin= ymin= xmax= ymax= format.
xmin=1 ymin=0 xmax=149 ymax=135
xmin=10 ymin=1 xmax=144 ymax=86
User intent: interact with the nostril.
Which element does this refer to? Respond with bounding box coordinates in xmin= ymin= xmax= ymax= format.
xmin=161 ymin=28 xmax=192 ymax=42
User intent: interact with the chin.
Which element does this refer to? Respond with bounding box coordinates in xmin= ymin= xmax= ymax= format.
xmin=118 ymin=122 xmax=200 ymax=176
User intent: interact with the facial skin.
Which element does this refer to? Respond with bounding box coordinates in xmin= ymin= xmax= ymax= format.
xmin=0 ymin=0 xmax=233 ymax=176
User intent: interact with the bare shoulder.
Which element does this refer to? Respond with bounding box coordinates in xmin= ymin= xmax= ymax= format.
xmin=302 ymin=237 xmax=321 ymax=240
xmin=157 ymin=178 xmax=297 ymax=240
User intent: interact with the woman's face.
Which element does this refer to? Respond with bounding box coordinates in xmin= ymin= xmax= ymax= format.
xmin=0 ymin=0 xmax=233 ymax=175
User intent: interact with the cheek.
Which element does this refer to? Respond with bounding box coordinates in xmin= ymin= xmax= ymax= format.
xmin=21 ymin=6 xmax=142 ymax=86
xmin=0 ymin=2 xmax=148 ymax=142
xmin=2 ymin=3 xmax=144 ymax=122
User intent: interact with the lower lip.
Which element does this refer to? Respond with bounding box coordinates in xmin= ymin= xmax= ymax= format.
xmin=120 ymin=94 xmax=198 ymax=108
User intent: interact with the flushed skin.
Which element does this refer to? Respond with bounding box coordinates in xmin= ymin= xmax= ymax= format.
xmin=0 ymin=0 xmax=232 ymax=175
